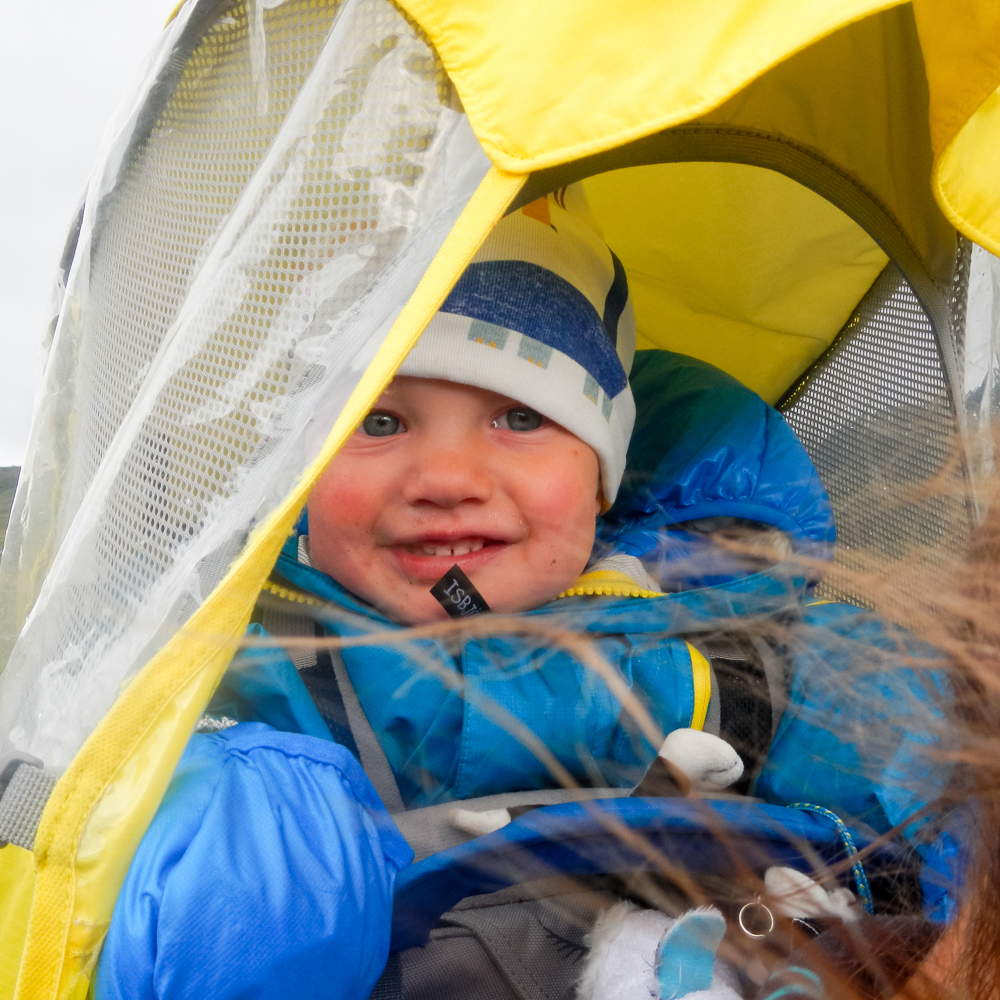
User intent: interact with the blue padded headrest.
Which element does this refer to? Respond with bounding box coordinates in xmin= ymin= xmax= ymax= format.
xmin=597 ymin=351 xmax=834 ymax=581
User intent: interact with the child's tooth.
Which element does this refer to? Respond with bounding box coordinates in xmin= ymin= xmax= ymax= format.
xmin=432 ymin=546 xmax=450 ymax=557
xmin=452 ymin=545 xmax=470 ymax=556
xmin=470 ymin=540 xmax=483 ymax=553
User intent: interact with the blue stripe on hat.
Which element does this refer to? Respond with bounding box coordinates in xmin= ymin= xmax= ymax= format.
xmin=440 ymin=260 xmax=628 ymax=396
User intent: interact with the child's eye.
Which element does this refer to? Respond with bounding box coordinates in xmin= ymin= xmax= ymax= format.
xmin=493 ymin=407 xmax=544 ymax=432
xmin=362 ymin=411 xmax=403 ymax=437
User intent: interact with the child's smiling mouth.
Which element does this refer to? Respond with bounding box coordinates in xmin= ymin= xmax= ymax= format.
xmin=405 ymin=537 xmax=493 ymax=557
xmin=385 ymin=534 xmax=514 ymax=582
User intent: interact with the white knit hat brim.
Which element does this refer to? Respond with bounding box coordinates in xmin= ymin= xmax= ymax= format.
xmin=399 ymin=312 xmax=635 ymax=505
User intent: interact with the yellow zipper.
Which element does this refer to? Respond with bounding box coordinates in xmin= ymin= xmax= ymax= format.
xmin=261 ymin=578 xmax=329 ymax=608
xmin=686 ymin=642 xmax=711 ymax=731
xmin=556 ymin=569 xmax=664 ymax=600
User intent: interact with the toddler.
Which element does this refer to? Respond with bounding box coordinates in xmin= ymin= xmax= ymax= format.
xmin=95 ymin=195 xmax=951 ymax=1000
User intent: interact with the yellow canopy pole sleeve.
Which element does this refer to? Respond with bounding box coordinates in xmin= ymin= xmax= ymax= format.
xmin=7 ymin=164 xmax=525 ymax=1000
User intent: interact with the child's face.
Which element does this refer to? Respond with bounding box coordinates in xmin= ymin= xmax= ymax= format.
xmin=308 ymin=377 xmax=601 ymax=624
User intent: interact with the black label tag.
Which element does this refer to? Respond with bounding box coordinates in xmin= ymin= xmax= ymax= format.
xmin=430 ymin=564 xmax=491 ymax=619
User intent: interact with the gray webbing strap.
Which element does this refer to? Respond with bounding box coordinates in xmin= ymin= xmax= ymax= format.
xmin=0 ymin=754 xmax=58 ymax=851
xmin=258 ymin=594 xmax=405 ymax=814
xmin=327 ymin=649 xmax=405 ymax=814
xmin=394 ymin=787 xmax=631 ymax=863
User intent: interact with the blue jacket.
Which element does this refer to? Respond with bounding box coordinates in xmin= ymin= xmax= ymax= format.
xmin=97 ymin=351 xmax=956 ymax=1000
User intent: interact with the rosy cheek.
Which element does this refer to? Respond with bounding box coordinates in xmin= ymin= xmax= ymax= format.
xmin=526 ymin=461 xmax=599 ymax=534
xmin=311 ymin=464 xmax=377 ymax=537
xmin=327 ymin=486 xmax=372 ymax=530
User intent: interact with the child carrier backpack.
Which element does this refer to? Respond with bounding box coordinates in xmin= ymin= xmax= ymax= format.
xmin=0 ymin=1 xmax=996 ymax=995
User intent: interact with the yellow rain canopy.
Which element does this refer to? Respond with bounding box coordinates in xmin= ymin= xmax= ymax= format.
xmin=2 ymin=0 xmax=1000 ymax=996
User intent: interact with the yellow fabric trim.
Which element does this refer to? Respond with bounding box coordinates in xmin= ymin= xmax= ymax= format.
xmin=692 ymin=8 xmax=955 ymax=291
xmin=16 ymin=600 xmax=258 ymax=1000
xmin=687 ymin=643 xmax=712 ymax=732
xmin=933 ymin=84 xmax=1000 ymax=258
xmin=399 ymin=2 xmax=1000 ymax=308
xmin=912 ymin=0 xmax=1000 ymax=257
xmin=0 ymin=848 xmax=34 ymax=1000
xmin=557 ymin=569 xmax=664 ymax=601
xmin=12 ymin=166 xmax=524 ymax=1000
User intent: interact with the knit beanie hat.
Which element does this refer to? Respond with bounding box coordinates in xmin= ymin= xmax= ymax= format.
xmin=399 ymin=189 xmax=636 ymax=505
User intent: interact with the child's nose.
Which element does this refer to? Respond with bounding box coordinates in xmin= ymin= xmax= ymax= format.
xmin=401 ymin=444 xmax=494 ymax=509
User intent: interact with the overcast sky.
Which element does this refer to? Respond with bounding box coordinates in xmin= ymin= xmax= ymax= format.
xmin=0 ymin=0 xmax=175 ymax=467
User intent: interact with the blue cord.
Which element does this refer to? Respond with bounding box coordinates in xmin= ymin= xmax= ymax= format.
xmin=789 ymin=802 xmax=875 ymax=915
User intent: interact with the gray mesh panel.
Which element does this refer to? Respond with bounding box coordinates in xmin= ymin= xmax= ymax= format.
xmin=0 ymin=0 xmax=489 ymax=767
xmin=780 ymin=262 xmax=972 ymax=606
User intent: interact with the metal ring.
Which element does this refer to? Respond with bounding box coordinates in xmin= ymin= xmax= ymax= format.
xmin=738 ymin=900 xmax=775 ymax=939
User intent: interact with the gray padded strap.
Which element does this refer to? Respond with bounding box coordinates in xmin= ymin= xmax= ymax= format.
xmin=257 ymin=591 xmax=405 ymax=813
xmin=0 ymin=756 xmax=58 ymax=851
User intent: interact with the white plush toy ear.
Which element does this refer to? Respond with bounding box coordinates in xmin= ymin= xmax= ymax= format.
xmin=577 ymin=902 xmax=741 ymax=1000
xmin=764 ymin=867 xmax=860 ymax=923
xmin=659 ymin=729 xmax=744 ymax=793
xmin=577 ymin=901 xmax=673 ymax=1000
xmin=447 ymin=807 xmax=511 ymax=837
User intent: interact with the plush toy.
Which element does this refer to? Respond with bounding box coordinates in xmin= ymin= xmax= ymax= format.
xmin=447 ymin=730 xmax=858 ymax=1000
xmin=578 ymin=903 xmax=739 ymax=1000
xmin=576 ymin=870 xmax=860 ymax=1000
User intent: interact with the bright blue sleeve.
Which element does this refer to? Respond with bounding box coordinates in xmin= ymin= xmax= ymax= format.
xmin=756 ymin=604 xmax=950 ymax=825
xmin=95 ymin=722 xmax=413 ymax=1000
xmin=755 ymin=603 xmax=961 ymax=920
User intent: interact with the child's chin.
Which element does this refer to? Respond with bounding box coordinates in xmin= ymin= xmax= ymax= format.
xmin=383 ymin=581 xmax=567 ymax=627
xmin=381 ymin=597 xmax=456 ymax=628
xmin=370 ymin=555 xmax=581 ymax=624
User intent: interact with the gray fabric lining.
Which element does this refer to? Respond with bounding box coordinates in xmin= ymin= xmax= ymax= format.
xmin=372 ymin=878 xmax=620 ymax=1000
xmin=757 ymin=635 xmax=790 ymax=739
xmin=258 ymin=598 xmax=321 ymax=672
xmin=584 ymin=553 xmax=660 ymax=592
